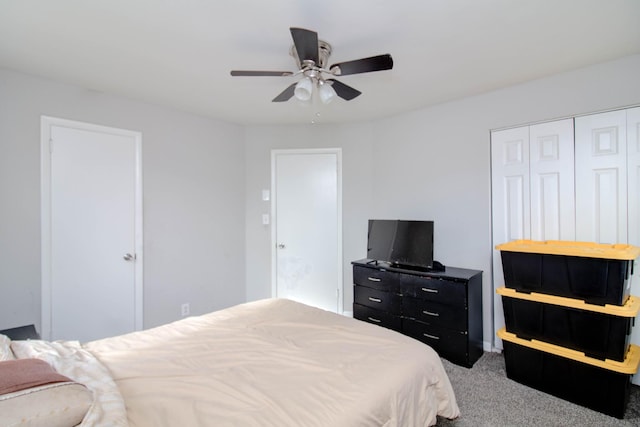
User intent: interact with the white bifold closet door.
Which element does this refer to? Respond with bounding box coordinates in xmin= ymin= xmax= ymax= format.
xmin=628 ymin=108 xmax=640 ymax=300
xmin=529 ymin=120 xmax=576 ymax=240
xmin=574 ymin=107 xmax=640 ymax=384
xmin=491 ymin=118 xmax=575 ymax=343
xmin=628 ymin=108 xmax=640 ymax=385
xmin=575 ymin=110 xmax=628 ymax=244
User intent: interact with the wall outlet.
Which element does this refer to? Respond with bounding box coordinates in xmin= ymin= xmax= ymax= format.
xmin=181 ymin=303 xmax=190 ymax=317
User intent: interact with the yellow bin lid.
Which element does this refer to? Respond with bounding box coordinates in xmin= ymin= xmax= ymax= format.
xmin=495 ymin=239 xmax=640 ymax=260
xmin=497 ymin=328 xmax=640 ymax=374
xmin=496 ymin=287 xmax=640 ymax=317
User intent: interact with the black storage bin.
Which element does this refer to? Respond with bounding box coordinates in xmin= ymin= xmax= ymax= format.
xmin=499 ymin=288 xmax=638 ymax=362
xmin=497 ymin=240 xmax=639 ymax=306
xmin=499 ymin=328 xmax=639 ymax=419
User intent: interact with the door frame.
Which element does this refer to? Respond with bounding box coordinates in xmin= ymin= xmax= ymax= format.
xmin=270 ymin=148 xmax=343 ymax=313
xmin=40 ymin=116 xmax=144 ymax=340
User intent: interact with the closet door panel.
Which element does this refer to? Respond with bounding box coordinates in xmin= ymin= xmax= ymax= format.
xmin=626 ymin=107 xmax=640 ymax=386
xmin=529 ymin=119 xmax=575 ymax=241
xmin=491 ymin=126 xmax=531 ymax=245
xmin=575 ymin=110 xmax=627 ymax=244
xmin=491 ymin=126 xmax=530 ymax=347
xmin=628 ymin=107 xmax=640 ymax=250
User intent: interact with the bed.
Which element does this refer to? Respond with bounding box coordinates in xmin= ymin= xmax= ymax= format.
xmin=1 ymin=298 xmax=460 ymax=426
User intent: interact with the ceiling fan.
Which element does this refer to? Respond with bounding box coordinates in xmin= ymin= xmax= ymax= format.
xmin=230 ymin=27 xmax=393 ymax=104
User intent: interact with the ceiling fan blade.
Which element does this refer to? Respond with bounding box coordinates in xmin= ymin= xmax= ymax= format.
xmin=272 ymin=83 xmax=297 ymax=102
xmin=290 ymin=27 xmax=319 ymax=65
xmin=327 ymin=79 xmax=361 ymax=101
xmin=231 ymin=70 xmax=293 ymax=77
xmin=329 ymin=54 xmax=393 ymax=76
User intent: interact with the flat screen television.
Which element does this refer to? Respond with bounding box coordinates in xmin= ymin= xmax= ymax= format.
xmin=367 ymin=219 xmax=434 ymax=270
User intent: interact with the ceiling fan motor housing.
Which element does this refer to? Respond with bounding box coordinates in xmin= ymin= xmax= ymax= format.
xmin=289 ymin=40 xmax=332 ymax=69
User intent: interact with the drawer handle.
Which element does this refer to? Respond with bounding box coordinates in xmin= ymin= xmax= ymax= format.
xmin=368 ymin=297 xmax=382 ymax=303
xmin=422 ymin=310 xmax=439 ymax=317
xmin=367 ymin=317 xmax=382 ymax=323
xmin=421 ymin=287 xmax=438 ymax=293
xmin=368 ymin=277 xmax=382 ymax=282
xmin=423 ymin=333 xmax=440 ymax=340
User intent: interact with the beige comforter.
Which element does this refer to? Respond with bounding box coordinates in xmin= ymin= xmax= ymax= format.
xmin=85 ymin=298 xmax=459 ymax=426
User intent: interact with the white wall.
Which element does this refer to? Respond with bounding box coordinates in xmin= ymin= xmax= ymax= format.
xmin=244 ymin=54 xmax=640 ymax=349
xmin=0 ymin=69 xmax=246 ymax=333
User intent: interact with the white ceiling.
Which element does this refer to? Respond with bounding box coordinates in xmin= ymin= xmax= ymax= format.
xmin=1 ymin=1 xmax=639 ymax=125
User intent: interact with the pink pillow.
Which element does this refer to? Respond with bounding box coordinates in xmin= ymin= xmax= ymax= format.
xmin=0 ymin=358 xmax=72 ymax=394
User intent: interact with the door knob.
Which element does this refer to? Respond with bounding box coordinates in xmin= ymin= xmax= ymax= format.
xmin=277 ymin=244 xmax=286 ymax=249
xmin=123 ymin=253 xmax=136 ymax=261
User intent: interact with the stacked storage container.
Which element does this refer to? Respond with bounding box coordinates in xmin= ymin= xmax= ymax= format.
xmin=496 ymin=240 xmax=640 ymax=418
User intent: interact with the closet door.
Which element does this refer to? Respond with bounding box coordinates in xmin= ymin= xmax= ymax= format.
xmin=575 ymin=108 xmax=638 ymax=384
xmin=575 ymin=110 xmax=628 ymax=243
xmin=529 ymin=119 xmax=575 ymax=241
xmin=627 ymin=107 xmax=640 ymax=376
xmin=491 ymin=126 xmax=531 ymax=248
xmin=491 ymin=119 xmax=575 ymax=347
xmin=491 ymin=126 xmax=530 ymax=345
xmin=628 ymin=107 xmax=640 ymax=252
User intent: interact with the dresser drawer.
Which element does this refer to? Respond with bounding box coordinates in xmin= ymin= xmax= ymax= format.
xmin=354 ymin=285 xmax=401 ymax=314
xmin=353 ymin=303 xmax=402 ymax=332
xmin=353 ymin=266 xmax=400 ymax=292
xmin=402 ymin=319 xmax=468 ymax=363
xmin=400 ymin=275 xmax=466 ymax=307
xmin=402 ymin=297 xmax=467 ymax=331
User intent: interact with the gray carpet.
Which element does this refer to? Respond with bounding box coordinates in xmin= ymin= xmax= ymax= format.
xmin=435 ymin=353 xmax=640 ymax=426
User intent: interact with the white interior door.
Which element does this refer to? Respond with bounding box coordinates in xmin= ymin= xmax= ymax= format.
xmin=272 ymin=149 xmax=342 ymax=313
xmin=41 ymin=117 xmax=143 ymax=342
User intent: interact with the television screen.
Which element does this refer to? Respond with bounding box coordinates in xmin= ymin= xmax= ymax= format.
xmin=367 ymin=219 xmax=434 ymax=270
xmin=366 ymin=219 xmax=397 ymax=262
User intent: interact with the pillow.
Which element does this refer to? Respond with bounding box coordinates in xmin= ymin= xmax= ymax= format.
xmin=0 ymin=359 xmax=93 ymax=427
xmin=0 ymin=382 xmax=93 ymax=427
xmin=0 ymin=359 xmax=72 ymax=394
xmin=0 ymin=334 xmax=14 ymax=361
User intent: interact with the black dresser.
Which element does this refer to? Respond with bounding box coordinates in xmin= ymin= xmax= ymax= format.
xmin=352 ymin=259 xmax=483 ymax=367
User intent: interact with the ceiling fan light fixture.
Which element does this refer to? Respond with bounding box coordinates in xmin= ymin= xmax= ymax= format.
xmin=318 ymin=81 xmax=337 ymax=104
xmin=294 ymin=77 xmax=313 ymax=101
